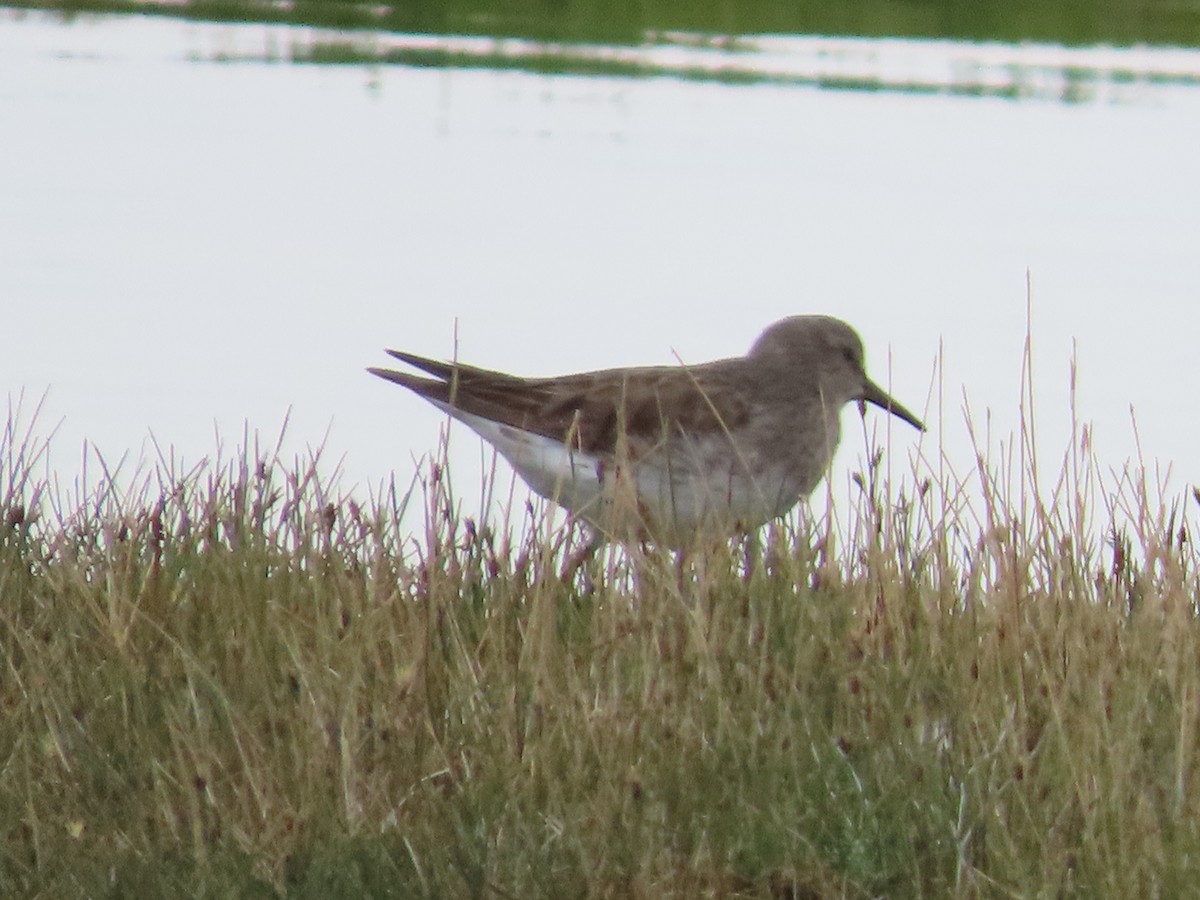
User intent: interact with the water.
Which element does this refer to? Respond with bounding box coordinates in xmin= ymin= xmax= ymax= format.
xmin=3 ymin=11 xmax=1199 ymax=530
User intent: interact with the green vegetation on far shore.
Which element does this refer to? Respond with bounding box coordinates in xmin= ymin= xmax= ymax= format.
xmin=8 ymin=0 xmax=1200 ymax=49
xmin=2 ymin=391 xmax=1200 ymax=897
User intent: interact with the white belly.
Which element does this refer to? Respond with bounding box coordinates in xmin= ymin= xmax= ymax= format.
xmin=441 ymin=405 xmax=801 ymax=541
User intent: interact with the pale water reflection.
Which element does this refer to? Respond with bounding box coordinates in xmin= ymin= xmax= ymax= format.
xmin=2 ymin=11 xmax=1199 ymax=533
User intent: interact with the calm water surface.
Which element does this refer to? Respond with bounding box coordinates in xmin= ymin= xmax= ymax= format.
xmin=3 ymin=11 xmax=1199 ymax=530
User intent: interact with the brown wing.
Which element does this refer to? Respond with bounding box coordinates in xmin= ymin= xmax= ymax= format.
xmin=369 ymin=351 xmax=752 ymax=456
xmin=537 ymin=366 xmax=753 ymax=455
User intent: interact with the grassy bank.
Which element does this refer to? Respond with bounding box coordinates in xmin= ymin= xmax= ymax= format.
xmin=1 ymin=401 xmax=1199 ymax=898
xmin=8 ymin=0 xmax=1200 ymax=48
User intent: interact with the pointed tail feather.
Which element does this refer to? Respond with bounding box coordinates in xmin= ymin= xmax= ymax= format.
xmin=366 ymin=366 xmax=453 ymax=404
xmin=382 ymin=350 xmax=458 ymax=383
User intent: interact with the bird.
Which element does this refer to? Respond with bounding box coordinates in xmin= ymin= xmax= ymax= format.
xmin=368 ymin=315 xmax=924 ymax=545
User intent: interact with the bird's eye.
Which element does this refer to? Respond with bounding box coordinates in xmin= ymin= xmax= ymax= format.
xmin=842 ymin=347 xmax=857 ymax=365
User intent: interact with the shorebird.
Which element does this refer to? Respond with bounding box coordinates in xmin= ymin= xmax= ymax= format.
xmin=369 ymin=316 xmax=924 ymax=545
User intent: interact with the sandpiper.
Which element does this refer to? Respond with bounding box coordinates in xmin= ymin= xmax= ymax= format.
xmin=369 ymin=316 xmax=924 ymax=544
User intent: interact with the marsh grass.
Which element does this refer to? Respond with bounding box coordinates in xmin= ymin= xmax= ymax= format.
xmin=12 ymin=0 xmax=1200 ymax=48
xmin=2 ymin=383 xmax=1199 ymax=899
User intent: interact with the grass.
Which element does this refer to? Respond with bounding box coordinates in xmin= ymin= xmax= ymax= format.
xmin=10 ymin=0 xmax=1200 ymax=48
xmin=2 ymin=370 xmax=1199 ymax=898
xmin=13 ymin=0 xmax=1200 ymax=99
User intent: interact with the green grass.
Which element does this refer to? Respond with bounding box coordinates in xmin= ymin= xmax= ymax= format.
xmin=10 ymin=0 xmax=1200 ymax=48
xmin=2 ymin=381 xmax=1199 ymax=898
xmin=14 ymin=0 xmax=1200 ymax=95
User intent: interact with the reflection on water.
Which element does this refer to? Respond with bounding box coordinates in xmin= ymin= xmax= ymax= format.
xmin=2 ymin=11 xmax=1199 ymax=531
xmin=281 ymin=31 xmax=1200 ymax=104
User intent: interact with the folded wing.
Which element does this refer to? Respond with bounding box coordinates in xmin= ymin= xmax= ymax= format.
xmin=368 ymin=351 xmax=752 ymax=458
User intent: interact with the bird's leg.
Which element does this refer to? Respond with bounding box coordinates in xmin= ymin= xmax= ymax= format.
xmin=559 ymin=518 xmax=603 ymax=595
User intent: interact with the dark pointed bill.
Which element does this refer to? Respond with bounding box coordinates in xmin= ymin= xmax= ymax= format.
xmin=858 ymin=380 xmax=925 ymax=432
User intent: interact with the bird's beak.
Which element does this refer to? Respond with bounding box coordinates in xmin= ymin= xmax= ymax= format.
xmin=858 ymin=379 xmax=925 ymax=432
